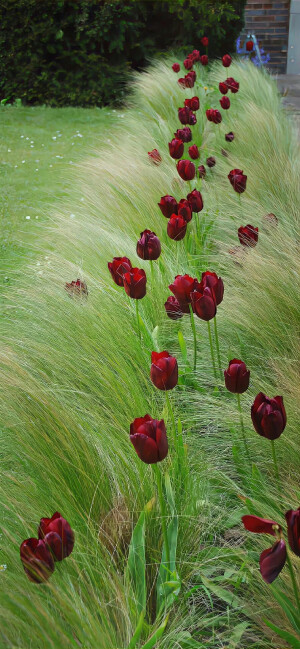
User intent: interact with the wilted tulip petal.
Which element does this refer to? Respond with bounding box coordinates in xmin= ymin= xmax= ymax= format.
xmin=260 ymin=540 xmax=286 ymax=583
xmin=65 ymin=279 xmax=88 ymax=297
xmin=242 ymin=515 xmax=280 ymax=536
xmin=238 ymin=224 xmax=258 ymax=247
xmin=148 ymin=149 xmax=161 ymax=165
xmin=285 ymin=508 xmax=300 ymax=557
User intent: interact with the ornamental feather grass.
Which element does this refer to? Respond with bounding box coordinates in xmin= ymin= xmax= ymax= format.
xmin=0 ymin=58 xmax=299 ymax=648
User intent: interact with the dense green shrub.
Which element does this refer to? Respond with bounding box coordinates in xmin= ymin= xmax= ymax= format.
xmin=0 ymin=0 xmax=246 ymax=106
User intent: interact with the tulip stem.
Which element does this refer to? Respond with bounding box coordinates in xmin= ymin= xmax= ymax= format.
xmin=189 ymin=304 xmax=197 ymax=371
xmin=152 ymin=465 xmax=170 ymax=570
xmin=207 ymin=320 xmax=217 ymax=379
xmin=135 ymin=300 xmax=141 ymax=342
xmin=271 ymin=440 xmax=280 ymax=485
xmin=150 ymin=260 xmax=154 ymax=285
xmin=165 ymin=390 xmax=176 ymax=450
xmin=213 ymin=316 xmax=222 ymax=379
xmin=236 ymin=393 xmax=251 ymax=463
xmin=286 ymin=549 xmax=300 ymax=614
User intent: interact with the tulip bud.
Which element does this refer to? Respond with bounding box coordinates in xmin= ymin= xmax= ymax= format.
xmin=251 ymin=393 xmax=286 ymax=440
xmin=65 ymin=279 xmax=88 ymax=297
xmin=200 ymin=55 xmax=208 ymax=66
xmin=206 ymin=156 xmax=216 ymax=168
xmin=228 ymin=168 xmax=247 ymax=194
xmin=178 ymin=107 xmax=197 ymax=126
xmin=178 ymin=77 xmax=187 ymax=88
xmin=225 ymin=131 xmax=234 ymax=142
xmin=174 ymin=127 xmax=192 ymax=143
xmin=191 ymin=49 xmax=200 ymax=62
xmin=167 ymin=214 xmax=187 ymax=241
xmin=20 ymin=538 xmax=55 ymax=583
xmin=108 ymin=257 xmax=132 ymax=287
xmin=123 ymin=268 xmax=147 ymax=299
xmin=226 ymin=77 xmax=239 ymax=93
xmin=191 ymin=285 xmax=216 ymax=321
xmin=164 ymin=295 xmax=183 ymax=320
xmin=246 ymin=40 xmax=254 ymax=52
xmin=177 ymin=159 xmax=195 ymax=181
xmin=184 ymin=96 xmax=200 ymax=111
xmin=172 ymin=63 xmax=180 ymax=72
xmin=184 ymin=71 xmax=196 ymax=87
xmin=184 ymin=57 xmax=193 ymax=70
xmin=285 ymin=508 xmax=300 ymax=557
xmin=200 ymin=271 xmax=224 ymax=305
xmin=219 ymin=81 xmax=228 ymax=95
xmin=260 ymin=540 xmax=287 ymax=584
xmin=220 ymin=96 xmax=230 ymax=110
xmin=187 ymin=189 xmax=203 ymax=213
xmin=188 ymin=144 xmax=200 ymax=160
xmin=206 ymin=109 xmax=222 ymax=124
xmin=150 ymin=351 xmax=178 ymax=391
xmin=222 ymin=54 xmax=232 ymax=68
xmin=238 ymin=224 xmax=258 ymax=247
xmin=168 ymin=138 xmax=184 ymax=159
xmin=148 ymin=149 xmax=161 ymax=165
xmin=224 ymin=359 xmax=250 ymax=393
xmin=38 ymin=512 xmax=75 ymax=561
xmin=198 ymin=164 xmax=206 ymax=179
xmin=158 ymin=195 xmax=178 ymax=218
xmin=169 ymin=274 xmax=197 ymax=313
xmin=137 ymin=230 xmax=161 ymax=260
xmin=130 ymin=415 xmax=168 ymax=464
xmin=178 ymin=199 xmax=192 ymax=222
xmin=201 ymin=36 xmax=209 ymax=47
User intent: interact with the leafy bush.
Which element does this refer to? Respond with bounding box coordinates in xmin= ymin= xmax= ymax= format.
xmin=0 ymin=0 xmax=246 ymax=106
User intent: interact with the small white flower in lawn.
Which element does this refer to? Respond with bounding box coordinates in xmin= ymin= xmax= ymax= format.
xmin=70 ymin=213 xmax=75 ymax=219
xmin=71 ymin=142 xmax=74 ymax=145
xmin=58 ymin=133 xmax=62 ymax=137
xmin=35 ymin=168 xmax=39 ymax=171
xmin=36 ymin=262 xmax=41 ymax=266
xmin=69 ymin=161 xmax=73 ymax=164
xmin=26 ymin=137 xmax=29 ymax=140
xmin=0 ymin=565 xmax=7 ymax=572
xmin=80 ymin=197 xmax=84 ymax=202
xmin=7 ymin=149 xmax=11 ymax=152
xmin=35 ymin=160 xmax=39 ymax=163
xmin=14 ymin=165 xmax=18 ymax=168
xmin=45 ymin=256 xmax=49 ymax=260
xmin=30 ymin=145 xmax=34 ymax=148
xmin=77 ymin=133 xmax=83 ymax=138
xmin=38 ymin=271 xmax=43 ymax=276
xmin=52 ymin=136 xmax=56 ymax=140
xmin=42 ymin=144 xmax=44 ymax=147
xmin=22 ymin=160 xmax=25 ymax=163
xmin=20 ymin=135 xmax=24 ymax=138
xmin=30 ymin=141 xmax=34 ymax=144
xmin=25 ymin=216 xmax=30 ymax=220
xmin=49 ymin=164 xmax=53 ymax=167
xmin=35 ymin=216 xmax=39 ymax=219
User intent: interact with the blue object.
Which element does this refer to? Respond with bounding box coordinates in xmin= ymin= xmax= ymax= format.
xmin=236 ymin=34 xmax=270 ymax=67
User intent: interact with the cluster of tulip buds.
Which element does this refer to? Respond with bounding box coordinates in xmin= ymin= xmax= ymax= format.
xmin=158 ymin=189 xmax=203 ymax=242
xmin=20 ymin=512 xmax=74 ymax=583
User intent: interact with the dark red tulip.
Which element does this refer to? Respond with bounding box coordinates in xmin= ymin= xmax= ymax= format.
xmin=130 ymin=415 xmax=168 ymax=464
xmin=238 ymin=224 xmax=258 ymax=247
xmin=177 ymin=159 xmax=195 ymax=181
xmin=184 ymin=57 xmax=193 ymax=70
xmin=198 ymin=164 xmax=206 ymax=179
xmin=192 ymin=49 xmax=200 ymax=61
xmin=174 ymin=127 xmax=192 ymax=143
xmin=251 ymin=393 xmax=287 ymax=440
xmin=219 ymin=81 xmax=228 ymax=95
xmin=167 ymin=215 xmax=187 ymax=241
xmin=108 ymin=257 xmax=132 ymax=287
xmin=150 ymin=351 xmax=178 ymax=391
xmin=260 ymin=540 xmax=287 ymax=584
xmin=123 ymin=268 xmax=147 ymax=300
xmin=228 ymin=168 xmax=247 ymax=194
xmin=172 ymin=63 xmax=180 ymax=72
xmin=206 ymin=156 xmax=216 ymax=168
xmin=169 ymin=138 xmax=184 ymax=159
xmin=187 ymin=189 xmax=203 ymax=213
xmin=222 ymin=54 xmax=232 ymax=67
xmin=224 ymin=359 xmax=250 ymax=394
xmin=38 ymin=512 xmax=75 ymax=561
xmin=226 ymin=77 xmax=239 ymax=93
xmin=246 ymin=40 xmax=254 ymax=52
xmin=188 ymin=144 xmax=200 ymax=160
xmin=191 ymin=284 xmax=216 ymax=321
xmin=178 ymin=199 xmax=192 ymax=222
xmin=220 ymin=96 xmax=230 ymax=110
xmin=201 ymin=36 xmax=209 ymax=47
xmin=20 ymin=538 xmax=55 ymax=583
xmin=185 ymin=71 xmax=196 ymax=87
xmin=200 ymin=271 xmax=223 ymax=305
xmin=65 ymin=279 xmax=88 ymax=296
xmin=184 ymin=96 xmax=200 ymax=111
xmin=169 ymin=274 xmax=197 ymax=313
xmin=148 ymin=149 xmax=161 ymax=165
xmin=178 ymin=106 xmax=197 ymax=126
xmin=137 ymin=230 xmax=161 ymax=261
xmin=178 ymin=77 xmax=187 ymax=88
xmin=225 ymin=131 xmax=234 ymax=142
xmin=206 ymin=109 xmax=222 ymax=124
xmin=200 ymin=55 xmax=208 ymax=66
xmin=285 ymin=508 xmax=300 ymax=557
xmin=242 ymin=515 xmax=281 ymax=536
xmin=158 ymin=195 xmax=178 ymax=218
xmin=164 ymin=295 xmax=183 ymax=320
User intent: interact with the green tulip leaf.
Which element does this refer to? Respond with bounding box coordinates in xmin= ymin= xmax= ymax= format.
xmin=178 ymin=330 xmax=187 ymax=364
xmin=264 ymin=619 xmax=300 ymax=649
xmin=125 ymin=510 xmax=146 ymax=618
xmin=139 ymin=614 xmax=169 ymax=649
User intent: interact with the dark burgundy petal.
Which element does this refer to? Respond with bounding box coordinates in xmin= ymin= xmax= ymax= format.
xmin=260 ymin=540 xmax=286 ymax=583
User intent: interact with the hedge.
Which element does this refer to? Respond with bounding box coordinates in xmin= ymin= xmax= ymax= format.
xmin=0 ymin=0 xmax=246 ymax=107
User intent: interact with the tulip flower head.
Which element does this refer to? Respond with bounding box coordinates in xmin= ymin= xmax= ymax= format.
xmin=191 ymin=284 xmax=216 ymax=321
xmin=148 ymin=149 xmax=162 ymax=165
xmin=169 ymin=138 xmax=184 ymax=159
xmin=201 ymin=36 xmax=209 ymax=47
xmin=200 ymin=271 xmax=224 ymax=305
xmin=184 ymin=57 xmax=193 ymax=70
xmin=188 ymin=144 xmax=200 ymax=160
xmin=158 ymin=195 xmax=178 ymax=218
xmin=174 ymin=127 xmax=192 ymax=143
xmin=222 ymin=54 xmax=232 ymax=67
xmin=238 ymin=224 xmax=258 ymax=247
xmin=220 ymin=96 xmax=230 ymax=110
xmin=123 ymin=268 xmax=147 ymax=299
xmin=164 ymin=296 xmax=183 ymax=320
xmin=198 ymin=164 xmax=206 ymax=179
xmin=242 ymin=514 xmax=287 ymax=584
xmin=226 ymin=77 xmax=239 ymax=93
xmin=108 ymin=257 xmax=132 ymax=287
xmin=200 ymin=55 xmax=208 ymax=66
xmin=187 ymin=189 xmax=203 ymax=213
xmin=184 ymin=96 xmax=200 ymax=111
xmin=167 ymin=214 xmax=187 ymax=241
xmin=178 ymin=106 xmax=197 ymax=126
xmin=246 ymin=40 xmax=254 ymax=52
xmin=150 ymin=351 xmax=178 ymax=391
xmin=137 ymin=230 xmax=161 ymax=261
xmin=225 ymin=131 xmax=234 ymax=142
xmin=228 ymin=169 xmax=247 ymax=194
xmin=206 ymin=156 xmax=216 ymax=168
xmin=206 ymin=109 xmax=222 ymax=124
xmin=219 ymin=81 xmax=228 ymax=95
xmin=65 ymin=279 xmax=88 ymax=297
xmin=224 ymin=359 xmax=250 ymax=393
xmin=251 ymin=393 xmax=286 ymax=440
xmin=172 ymin=63 xmax=180 ymax=72
xmin=38 ymin=512 xmax=75 ymax=561
xmin=20 ymin=538 xmax=55 ymax=583
xmin=178 ymin=199 xmax=192 ymax=222
xmin=169 ymin=274 xmax=197 ymax=313
xmin=177 ymin=159 xmax=196 ymax=181
xmin=130 ymin=415 xmax=168 ymax=464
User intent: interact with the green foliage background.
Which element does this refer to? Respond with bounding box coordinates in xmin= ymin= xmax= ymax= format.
xmin=0 ymin=0 xmax=246 ymax=107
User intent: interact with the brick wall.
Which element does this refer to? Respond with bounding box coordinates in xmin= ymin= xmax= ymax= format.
xmin=243 ymin=1 xmax=290 ymax=73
